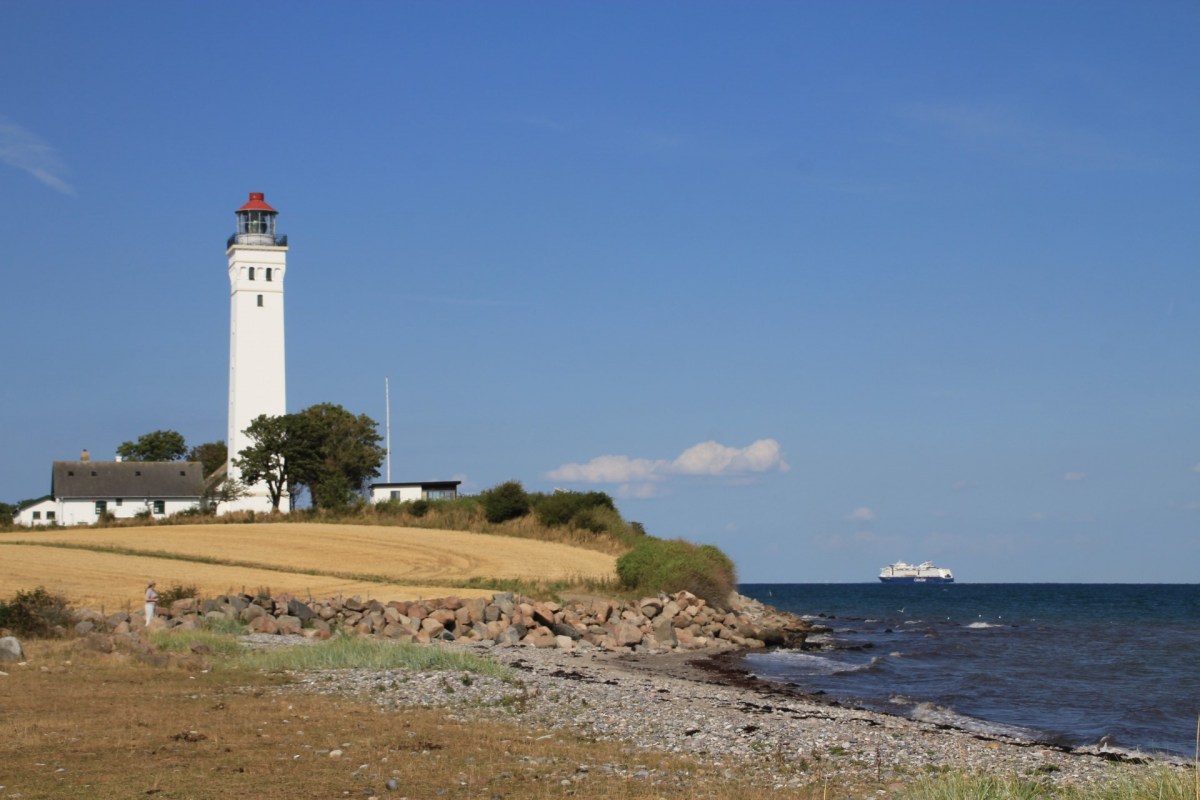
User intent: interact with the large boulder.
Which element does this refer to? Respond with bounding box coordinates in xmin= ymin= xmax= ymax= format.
xmin=0 ymin=636 xmax=25 ymax=662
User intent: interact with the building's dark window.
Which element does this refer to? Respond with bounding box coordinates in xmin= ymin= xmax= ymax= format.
xmin=46 ymin=511 xmax=55 ymax=521
xmin=67 ymin=470 xmax=74 ymax=476
xmin=257 ymin=294 xmax=264 ymax=307
xmin=249 ymin=267 xmax=256 ymax=280
xmin=266 ymin=268 xmax=273 ymax=281
xmin=116 ymin=498 xmax=123 ymax=507
xmin=135 ymin=470 xmax=142 ymax=476
xmin=95 ymin=500 xmax=107 ymax=515
xmin=32 ymin=511 xmax=41 ymax=520
xmin=153 ymin=500 xmax=165 ymax=514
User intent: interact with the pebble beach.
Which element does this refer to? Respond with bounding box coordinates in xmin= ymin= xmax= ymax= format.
xmin=262 ymin=635 xmax=1182 ymax=791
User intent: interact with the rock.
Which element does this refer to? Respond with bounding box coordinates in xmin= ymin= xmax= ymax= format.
xmin=0 ymin=636 xmax=25 ymax=662
xmin=612 ymin=621 xmax=644 ymax=648
xmin=170 ymin=597 xmax=198 ymax=616
xmin=286 ymin=598 xmax=315 ymax=621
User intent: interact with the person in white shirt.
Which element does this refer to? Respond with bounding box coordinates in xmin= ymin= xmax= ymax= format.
xmin=144 ymin=581 xmax=159 ymax=625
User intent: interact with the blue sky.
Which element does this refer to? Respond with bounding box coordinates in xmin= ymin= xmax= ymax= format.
xmin=2 ymin=2 xmax=1196 ymax=582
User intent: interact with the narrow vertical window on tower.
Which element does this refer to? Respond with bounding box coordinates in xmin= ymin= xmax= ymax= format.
xmin=266 ymin=268 xmax=273 ymax=281
xmin=249 ymin=267 xmax=255 ymax=280
xmin=257 ymin=294 xmax=264 ymax=307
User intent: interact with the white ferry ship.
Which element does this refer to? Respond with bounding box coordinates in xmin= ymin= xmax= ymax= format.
xmin=879 ymin=561 xmax=955 ymax=583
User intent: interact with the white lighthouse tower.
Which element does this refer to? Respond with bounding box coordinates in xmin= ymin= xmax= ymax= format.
xmin=225 ymin=192 xmax=288 ymax=513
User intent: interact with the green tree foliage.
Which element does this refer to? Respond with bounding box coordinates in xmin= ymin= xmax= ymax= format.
xmin=0 ymin=502 xmax=16 ymax=524
xmin=116 ymin=429 xmax=188 ymax=462
xmin=187 ymin=440 xmax=228 ymax=477
xmin=531 ymin=490 xmax=616 ymax=527
xmin=0 ymin=586 xmax=71 ymax=636
xmin=202 ymin=477 xmax=249 ymax=513
xmin=481 ymin=480 xmax=530 ymax=523
xmin=288 ymin=403 xmax=384 ymax=510
xmin=232 ymin=415 xmax=292 ymax=511
xmin=233 ymin=404 xmax=385 ymax=512
xmin=616 ymin=538 xmax=738 ymax=609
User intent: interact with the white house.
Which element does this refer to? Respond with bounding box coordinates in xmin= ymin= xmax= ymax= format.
xmin=369 ymin=480 xmax=461 ymax=504
xmin=15 ymin=460 xmax=206 ymax=526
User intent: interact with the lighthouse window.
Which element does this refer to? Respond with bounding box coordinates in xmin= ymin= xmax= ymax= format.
xmin=265 ymin=268 xmax=273 ymax=281
xmin=248 ymin=267 xmax=255 ymax=280
xmin=257 ymin=294 xmax=264 ymax=307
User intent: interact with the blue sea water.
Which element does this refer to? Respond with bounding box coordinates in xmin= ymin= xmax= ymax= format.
xmin=738 ymin=583 xmax=1200 ymax=759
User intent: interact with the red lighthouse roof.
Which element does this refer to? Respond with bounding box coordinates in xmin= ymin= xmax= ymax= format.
xmin=237 ymin=192 xmax=276 ymax=213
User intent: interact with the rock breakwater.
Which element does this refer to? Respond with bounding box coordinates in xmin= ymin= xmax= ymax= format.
xmin=70 ymin=590 xmax=811 ymax=653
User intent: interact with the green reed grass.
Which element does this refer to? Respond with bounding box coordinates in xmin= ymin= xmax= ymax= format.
xmin=236 ymin=632 xmax=512 ymax=679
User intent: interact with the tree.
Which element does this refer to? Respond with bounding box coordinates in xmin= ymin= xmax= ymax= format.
xmin=232 ymin=404 xmax=384 ymax=512
xmin=232 ymin=415 xmax=292 ymax=512
xmin=188 ymin=440 xmax=228 ymax=478
xmin=202 ymin=477 xmax=249 ymax=514
xmin=0 ymin=502 xmax=16 ymax=524
xmin=117 ymin=429 xmax=188 ymax=462
xmin=289 ymin=403 xmax=384 ymax=510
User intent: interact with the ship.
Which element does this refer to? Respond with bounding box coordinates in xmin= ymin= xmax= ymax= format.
xmin=879 ymin=561 xmax=954 ymax=583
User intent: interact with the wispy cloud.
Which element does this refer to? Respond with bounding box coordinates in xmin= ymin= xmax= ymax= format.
xmin=547 ymin=438 xmax=789 ymax=498
xmin=899 ymin=102 xmax=1160 ymax=172
xmin=845 ymin=506 xmax=876 ymax=522
xmin=0 ymin=117 xmax=75 ymax=194
xmin=1064 ymin=472 xmax=1087 ymax=482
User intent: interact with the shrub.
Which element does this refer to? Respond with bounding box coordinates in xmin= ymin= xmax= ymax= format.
xmin=156 ymin=584 xmax=199 ymax=607
xmin=531 ymin=490 xmax=615 ymax=528
xmin=409 ymin=499 xmax=430 ymax=518
xmin=616 ymin=538 xmax=737 ymax=609
xmin=481 ymin=480 xmax=530 ymax=524
xmin=0 ymin=586 xmax=72 ymax=637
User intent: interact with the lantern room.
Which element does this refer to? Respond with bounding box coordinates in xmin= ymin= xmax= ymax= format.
xmin=232 ymin=192 xmax=285 ymax=247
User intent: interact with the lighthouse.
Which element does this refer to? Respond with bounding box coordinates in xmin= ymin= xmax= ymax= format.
xmin=225 ymin=192 xmax=288 ymax=512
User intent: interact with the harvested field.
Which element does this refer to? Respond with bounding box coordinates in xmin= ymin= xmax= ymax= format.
xmin=0 ymin=522 xmax=618 ymax=608
xmin=0 ymin=544 xmax=494 ymax=609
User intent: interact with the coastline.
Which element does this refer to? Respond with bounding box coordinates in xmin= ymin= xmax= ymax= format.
xmin=277 ymin=637 xmax=1182 ymax=789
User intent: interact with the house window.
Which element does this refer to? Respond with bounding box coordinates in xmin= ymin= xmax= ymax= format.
xmin=266 ymin=268 xmax=273 ymax=281
xmin=390 ymin=491 xmax=402 ymax=500
xmin=153 ymin=500 xmax=165 ymax=514
xmin=32 ymin=511 xmax=41 ymax=520
xmin=95 ymin=500 xmax=107 ymax=515
xmin=46 ymin=511 xmax=55 ymax=521
xmin=249 ymin=267 xmax=256 ymax=280
xmin=425 ymin=489 xmax=457 ymax=500
xmin=116 ymin=498 xmax=123 ymax=507
xmin=257 ymin=294 xmax=263 ymax=307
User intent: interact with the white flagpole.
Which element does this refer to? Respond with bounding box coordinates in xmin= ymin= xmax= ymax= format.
xmin=385 ymin=376 xmax=391 ymax=483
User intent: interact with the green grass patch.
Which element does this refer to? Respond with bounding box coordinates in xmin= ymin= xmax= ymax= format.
xmin=147 ymin=628 xmax=245 ymax=657
xmin=896 ymin=767 xmax=1196 ymax=800
xmin=237 ymin=633 xmax=512 ymax=679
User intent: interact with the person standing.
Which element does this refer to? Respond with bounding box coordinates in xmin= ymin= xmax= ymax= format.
xmin=144 ymin=581 xmax=159 ymax=625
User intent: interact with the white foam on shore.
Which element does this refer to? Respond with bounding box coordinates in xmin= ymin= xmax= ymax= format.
xmin=911 ymin=702 xmax=1042 ymax=741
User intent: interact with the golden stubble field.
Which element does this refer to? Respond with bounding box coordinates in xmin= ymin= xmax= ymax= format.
xmin=0 ymin=523 xmax=618 ymax=610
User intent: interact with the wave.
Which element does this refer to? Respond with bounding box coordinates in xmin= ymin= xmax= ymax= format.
xmin=965 ymin=621 xmax=1006 ymax=629
xmin=911 ymin=702 xmax=1042 ymax=741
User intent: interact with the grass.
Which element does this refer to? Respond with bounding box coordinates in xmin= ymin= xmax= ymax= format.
xmin=0 ymin=637 xmax=831 ymax=800
xmin=236 ymin=632 xmax=514 ymax=679
xmin=894 ymin=768 xmax=1196 ymax=800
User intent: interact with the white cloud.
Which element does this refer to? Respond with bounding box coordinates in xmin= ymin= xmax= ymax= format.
xmin=1064 ymin=472 xmax=1087 ymax=482
xmin=846 ymin=506 xmax=876 ymax=522
xmin=547 ymin=454 xmax=666 ymax=484
xmin=670 ymin=439 xmax=789 ymax=476
xmin=0 ymin=117 xmax=75 ymax=194
xmin=547 ymin=438 xmax=789 ymax=488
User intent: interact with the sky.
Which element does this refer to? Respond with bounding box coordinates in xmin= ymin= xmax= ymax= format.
xmin=1 ymin=2 xmax=1197 ymax=583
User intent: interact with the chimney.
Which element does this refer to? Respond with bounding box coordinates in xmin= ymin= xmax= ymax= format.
xmin=81 ymin=449 xmax=90 ymax=462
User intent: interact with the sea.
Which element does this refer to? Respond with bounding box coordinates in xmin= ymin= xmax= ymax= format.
xmin=737 ymin=583 xmax=1200 ymax=760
